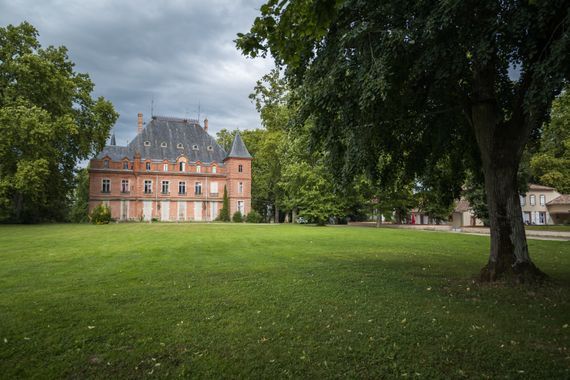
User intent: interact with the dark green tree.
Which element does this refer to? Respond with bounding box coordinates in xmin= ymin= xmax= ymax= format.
xmin=0 ymin=22 xmax=118 ymax=223
xmin=237 ymin=0 xmax=570 ymax=281
xmin=68 ymin=168 xmax=90 ymax=223
xmin=219 ymin=185 xmax=230 ymax=222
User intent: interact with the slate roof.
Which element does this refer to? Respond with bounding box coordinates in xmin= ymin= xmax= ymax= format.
xmin=547 ymin=194 xmax=570 ymax=205
xmin=96 ymin=116 xmax=228 ymax=163
xmin=226 ymin=132 xmax=252 ymax=159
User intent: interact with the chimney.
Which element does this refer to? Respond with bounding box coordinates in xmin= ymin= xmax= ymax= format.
xmin=137 ymin=113 xmax=143 ymax=134
xmin=204 ymin=117 xmax=209 ymax=132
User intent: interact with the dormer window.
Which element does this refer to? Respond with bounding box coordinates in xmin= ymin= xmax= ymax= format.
xmin=122 ymin=161 xmax=129 ymax=170
xmin=144 ymin=141 xmax=151 ymax=147
xmin=192 ymin=145 xmax=199 ymax=151
xmin=179 ymin=162 xmax=185 ymax=171
xmin=196 ymin=165 xmax=201 ymax=173
xmin=207 ymin=145 xmax=213 ymax=151
xmin=103 ymin=160 xmax=109 ymax=168
xmin=161 ymin=142 xmax=167 ymax=148
xmin=212 ymin=166 xmax=217 ymax=174
xmin=177 ymin=143 xmax=184 ymax=149
xmin=145 ymin=162 xmax=151 ymax=171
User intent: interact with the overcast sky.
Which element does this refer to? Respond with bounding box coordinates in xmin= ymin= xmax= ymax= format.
xmin=0 ymin=0 xmax=273 ymax=145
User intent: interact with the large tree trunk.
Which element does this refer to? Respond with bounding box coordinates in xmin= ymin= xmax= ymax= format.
xmin=292 ymin=208 xmax=297 ymax=223
xmin=471 ymin=66 xmax=545 ymax=282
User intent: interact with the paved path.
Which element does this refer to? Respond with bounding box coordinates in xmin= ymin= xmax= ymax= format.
xmin=347 ymin=222 xmax=570 ymax=241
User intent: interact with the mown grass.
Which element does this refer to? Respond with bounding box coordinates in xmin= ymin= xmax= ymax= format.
xmin=525 ymin=225 xmax=570 ymax=232
xmin=0 ymin=223 xmax=568 ymax=379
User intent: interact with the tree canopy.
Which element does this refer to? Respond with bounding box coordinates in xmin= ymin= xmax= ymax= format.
xmin=237 ymin=1 xmax=570 ymax=281
xmin=0 ymin=22 xmax=118 ymax=222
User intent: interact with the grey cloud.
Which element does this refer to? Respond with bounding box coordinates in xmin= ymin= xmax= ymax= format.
xmin=0 ymin=0 xmax=272 ymax=151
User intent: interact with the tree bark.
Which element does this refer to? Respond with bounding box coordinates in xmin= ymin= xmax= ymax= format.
xmin=274 ymin=206 xmax=280 ymax=224
xmin=471 ymin=66 xmax=545 ymax=282
xmin=292 ymin=208 xmax=297 ymax=223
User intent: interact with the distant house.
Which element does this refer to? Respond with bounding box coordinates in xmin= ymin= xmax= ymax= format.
xmin=520 ymin=184 xmax=570 ymax=225
xmin=451 ymin=199 xmax=484 ymax=228
xmin=88 ymin=114 xmax=252 ymax=221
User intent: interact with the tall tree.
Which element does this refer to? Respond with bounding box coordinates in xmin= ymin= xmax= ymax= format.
xmin=0 ymin=22 xmax=118 ymax=222
xmin=530 ymin=88 xmax=570 ymax=193
xmin=68 ymin=168 xmax=90 ymax=223
xmin=237 ymin=0 xmax=570 ymax=281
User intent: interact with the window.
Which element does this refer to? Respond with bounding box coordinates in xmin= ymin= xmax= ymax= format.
xmin=121 ymin=179 xmax=129 ymax=193
xmin=192 ymin=144 xmax=199 ymax=150
xmin=179 ymin=162 xmax=185 ymax=171
xmin=540 ymin=194 xmax=546 ymax=206
xmin=144 ymin=180 xmax=152 ymax=194
xmin=103 ymin=160 xmax=109 ymax=168
xmin=162 ymin=181 xmax=169 ymax=194
xmin=520 ymin=196 xmax=526 ymax=206
xmin=179 ymin=181 xmax=186 ymax=194
xmin=145 ymin=162 xmax=151 ymax=171
xmin=161 ymin=142 xmax=167 ymax=148
xmin=207 ymin=145 xmax=213 ymax=151
xmin=210 ymin=181 xmax=218 ymax=195
xmin=539 ymin=211 xmax=546 ymax=224
xmin=238 ymin=182 xmax=243 ymax=194
xmin=177 ymin=143 xmax=184 ymax=149
xmin=212 ymin=166 xmax=217 ymax=174
xmin=196 ymin=165 xmax=201 ymax=173
xmin=530 ymin=195 xmax=536 ymax=206
xmin=163 ymin=163 xmax=169 ymax=172
xmin=237 ymin=200 xmax=244 ymax=214
xmin=101 ymin=179 xmax=110 ymax=193
xmin=195 ymin=182 xmax=202 ymax=195
xmin=144 ymin=141 xmax=151 ymax=146
xmin=123 ymin=161 xmax=129 ymax=170
xmin=238 ymin=164 xmax=243 ymax=173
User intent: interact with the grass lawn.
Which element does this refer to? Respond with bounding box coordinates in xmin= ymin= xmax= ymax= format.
xmin=525 ymin=225 xmax=570 ymax=232
xmin=0 ymin=224 xmax=568 ymax=379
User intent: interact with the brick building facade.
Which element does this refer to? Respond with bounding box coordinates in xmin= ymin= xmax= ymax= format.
xmin=88 ymin=114 xmax=251 ymax=221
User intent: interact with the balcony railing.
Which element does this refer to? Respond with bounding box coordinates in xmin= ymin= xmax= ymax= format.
xmin=210 ymin=192 xmax=219 ymax=197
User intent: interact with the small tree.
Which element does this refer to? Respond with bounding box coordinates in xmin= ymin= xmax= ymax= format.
xmin=90 ymin=204 xmax=111 ymax=225
xmin=245 ymin=210 xmax=263 ymax=223
xmin=69 ymin=168 xmax=90 ymax=223
xmin=232 ymin=211 xmax=243 ymax=223
xmin=219 ymin=186 xmax=230 ymax=222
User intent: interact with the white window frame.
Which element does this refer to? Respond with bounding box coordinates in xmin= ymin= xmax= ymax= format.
xmin=238 ymin=164 xmax=243 ymax=173
xmin=530 ymin=195 xmax=536 ymax=206
xmin=210 ymin=181 xmax=218 ymax=195
xmin=196 ymin=165 xmax=201 ymax=173
xmin=238 ymin=182 xmax=243 ymax=194
xmin=103 ymin=160 xmax=109 ymax=168
xmin=163 ymin=163 xmax=169 ymax=172
xmin=212 ymin=165 xmax=217 ymax=174
xmin=161 ymin=180 xmax=169 ymax=194
xmin=145 ymin=162 xmax=151 ymax=171
xmin=123 ymin=161 xmax=129 ymax=170
xmin=179 ymin=162 xmax=185 ymax=172
xmin=179 ymin=181 xmax=186 ymax=194
xmin=539 ymin=194 xmax=546 ymax=206
xmin=195 ymin=182 xmax=202 ymax=195
xmin=102 ymin=179 xmax=111 ymax=193
xmin=121 ymin=179 xmax=129 ymax=193
xmin=520 ymin=195 xmax=526 ymax=206
xmin=144 ymin=180 xmax=153 ymax=194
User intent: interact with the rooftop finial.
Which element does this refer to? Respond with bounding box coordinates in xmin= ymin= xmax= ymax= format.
xmin=110 ymin=133 xmax=116 ymax=146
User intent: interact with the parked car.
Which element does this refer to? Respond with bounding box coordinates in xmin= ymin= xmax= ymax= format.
xmin=296 ymin=217 xmax=308 ymax=224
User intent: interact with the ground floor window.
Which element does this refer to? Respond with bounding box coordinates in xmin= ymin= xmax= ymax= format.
xmin=237 ymin=200 xmax=244 ymax=214
xmin=539 ymin=212 xmax=546 ymax=225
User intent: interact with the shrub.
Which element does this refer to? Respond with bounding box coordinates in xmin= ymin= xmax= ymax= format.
xmin=245 ymin=210 xmax=263 ymax=223
xmin=90 ymin=204 xmax=111 ymax=225
xmin=232 ymin=211 xmax=243 ymax=223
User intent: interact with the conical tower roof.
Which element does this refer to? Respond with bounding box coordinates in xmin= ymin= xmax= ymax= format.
xmin=226 ymin=132 xmax=251 ymax=159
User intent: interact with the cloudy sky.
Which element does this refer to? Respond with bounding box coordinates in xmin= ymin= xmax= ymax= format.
xmin=0 ymin=0 xmax=273 ymax=145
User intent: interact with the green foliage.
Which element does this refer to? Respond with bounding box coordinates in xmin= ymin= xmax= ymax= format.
xmin=218 ymin=186 xmax=230 ymax=222
xmin=0 ymin=22 xmax=118 ymax=223
xmin=68 ymin=168 xmax=90 ymax=223
xmin=232 ymin=211 xmax=243 ymax=223
xmin=531 ymin=89 xmax=570 ymax=193
xmin=89 ymin=203 xmax=111 ymax=225
xmin=245 ymin=210 xmax=263 ymax=223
